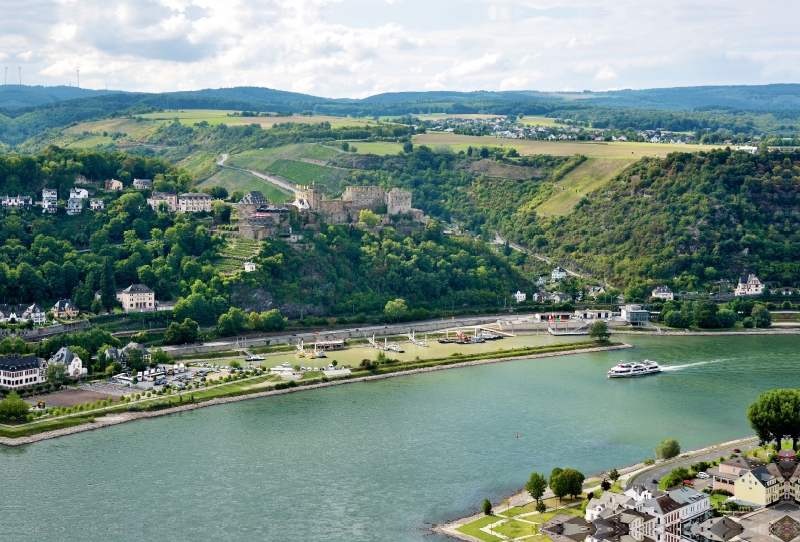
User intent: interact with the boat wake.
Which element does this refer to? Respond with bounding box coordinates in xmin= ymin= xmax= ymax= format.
xmin=660 ymin=358 xmax=731 ymax=372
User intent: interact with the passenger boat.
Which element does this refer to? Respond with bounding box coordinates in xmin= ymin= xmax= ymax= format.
xmin=606 ymin=360 xmax=661 ymax=378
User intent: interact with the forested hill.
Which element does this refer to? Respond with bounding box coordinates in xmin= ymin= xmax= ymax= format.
xmin=527 ymin=149 xmax=800 ymax=291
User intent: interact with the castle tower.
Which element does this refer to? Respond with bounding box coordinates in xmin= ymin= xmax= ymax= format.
xmin=387 ymin=188 xmax=412 ymax=215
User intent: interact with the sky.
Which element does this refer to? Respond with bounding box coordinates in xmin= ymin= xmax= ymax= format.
xmin=2 ymin=0 xmax=800 ymax=98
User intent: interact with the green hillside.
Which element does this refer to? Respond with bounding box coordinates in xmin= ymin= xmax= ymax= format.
xmin=529 ymin=149 xmax=800 ymax=290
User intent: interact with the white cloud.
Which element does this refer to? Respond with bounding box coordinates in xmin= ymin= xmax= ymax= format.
xmin=2 ymin=0 xmax=800 ymax=96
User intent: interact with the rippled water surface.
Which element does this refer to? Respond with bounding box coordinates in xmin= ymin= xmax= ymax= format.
xmin=1 ymin=334 xmax=797 ymax=541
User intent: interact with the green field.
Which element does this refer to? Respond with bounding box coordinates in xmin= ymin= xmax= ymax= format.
xmin=139 ymin=110 xmax=383 ymax=128
xmin=353 ymin=141 xmax=405 ymax=155
xmin=229 ymin=143 xmax=340 ymax=165
xmin=456 ymin=515 xmax=505 ymax=542
xmin=413 ymin=132 xmax=725 ymax=158
xmin=199 ymin=168 xmax=292 ymax=203
xmin=535 ymin=157 xmax=636 ymax=216
xmin=264 ymin=159 xmax=345 ymax=193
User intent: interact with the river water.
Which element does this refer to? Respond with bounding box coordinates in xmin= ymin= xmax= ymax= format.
xmin=1 ymin=334 xmax=797 ymax=541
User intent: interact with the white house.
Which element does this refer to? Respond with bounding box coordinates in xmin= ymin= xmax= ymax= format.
xmin=666 ymin=487 xmax=710 ymax=523
xmin=735 ymin=274 xmax=763 ymax=296
xmin=69 ymin=187 xmax=89 ymax=199
xmin=551 ymin=266 xmax=568 ymax=281
xmin=513 ymin=290 xmax=526 ymax=303
xmin=132 ymin=178 xmax=153 ymax=190
xmin=66 ymin=197 xmax=83 ymax=215
xmin=244 ymin=262 xmax=257 ymax=272
xmin=651 ymin=286 xmax=674 ymax=301
xmin=116 ymin=284 xmax=156 ymax=313
xmin=42 ymin=188 xmax=58 ymax=214
xmin=48 ymin=346 xmax=87 ymax=378
xmin=178 ymin=193 xmax=212 ymax=213
xmin=20 ymin=303 xmax=45 ymax=325
xmin=90 ymin=199 xmax=104 ymax=211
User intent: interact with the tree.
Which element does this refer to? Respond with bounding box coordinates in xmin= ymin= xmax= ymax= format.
xmin=535 ymin=501 xmax=546 ymax=513
xmin=526 ymin=472 xmax=548 ymax=503
xmin=655 ymin=438 xmax=681 ymax=459
xmin=748 ymin=389 xmax=800 ymax=448
xmin=716 ymin=308 xmax=737 ymax=329
xmin=229 ymin=360 xmax=242 ymax=369
xmin=46 ymin=363 xmax=70 ymax=390
xmin=100 ymin=257 xmax=117 ymax=311
xmin=751 ymin=304 xmax=772 ymax=328
xmin=663 ymin=310 xmax=685 ymax=328
xmin=550 ymin=472 xmax=571 ymax=502
xmin=383 ymin=298 xmax=408 ymax=322
xmin=560 ymin=468 xmax=585 ymax=499
xmin=150 ymin=348 xmax=172 ymax=368
xmin=482 ymin=498 xmax=492 ymax=516
xmin=359 ymin=209 xmax=380 ymax=227
xmin=0 ymin=391 xmax=29 ymax=420
xmin=608 ymin=468 xmax=620 ymax=482
xmin=589 ymin=320 xmax=610 ymax=342
xmin=403 ymin=141 xmax=413 ymax=153
xmin=125 ymin=348 xmax=147 ymax=372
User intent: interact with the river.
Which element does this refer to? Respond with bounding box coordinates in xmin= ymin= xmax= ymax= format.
xmin=1 ymin=334 xmax=797 ymax=541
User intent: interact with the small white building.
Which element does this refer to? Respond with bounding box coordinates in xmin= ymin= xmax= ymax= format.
xmin=116 ymin=284 xmax=156 ymax=313
xmin=48 ymin=346 xmax=87 ymax=378
xmin=735 ymin=274 xmax=764 ymax=296
xmin=42 ymin=188 xmax=58 ymax=214
xmin=651 ymin=286 xmax=674 ymax=301
xmin=20 ymin=303 xmax=46 ymax=326
xmin=244 ymin=262 xmax=257 ymax=272
xmin=551 ymin=266 xmax=568 ymax=281
xmin=132 ymin=178 xmax=153 ymax=190
xmin=66 ymin=197 xmax=83 ymax=215
xmin=69 ymin=188 xmax=89 ymax=200
xmin=513 ymin=290 xmax=526 ymax=303
xmin=90 ymin=199 xmax=104 ymax=211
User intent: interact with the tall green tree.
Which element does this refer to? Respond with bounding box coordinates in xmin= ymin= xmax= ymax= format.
xmin=526 ymin=472 xmax=548 ymax=503
xmin=589 ymin=320 xmax=610 ymax=342
xmin=655 ymin=438 xmax=681 ymax=459
xmin=0 ymin=391 xmax=29 ymax=420
xmin=748 ymin=389 xmax=800 ymax=448
xmin=46 ymin=363 xmax=70 ymax=389
xmin=100 ymin=257 xmax=117 ymax=311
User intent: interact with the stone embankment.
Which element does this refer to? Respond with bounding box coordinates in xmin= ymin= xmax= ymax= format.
xmin=0 ymin=343 xmax=631 ymax=447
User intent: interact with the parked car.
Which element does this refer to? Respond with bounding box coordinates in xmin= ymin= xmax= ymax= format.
xmin=697 ymin=472 xmax=710 ymax=479
xmin=683 ymin=480 xmax=694 ymax=486
xmin=652 ymin=479 xmax=659 ymax=484
xmin=732 ymin=448 xmax=741 ymax=453
xmin=146 ymin=386 xmax=153 ymax=391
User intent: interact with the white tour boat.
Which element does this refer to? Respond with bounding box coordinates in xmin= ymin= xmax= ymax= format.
xmin=606 ymin=360 xmax=661 ymax=378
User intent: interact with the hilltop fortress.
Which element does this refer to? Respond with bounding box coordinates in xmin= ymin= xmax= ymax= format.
xmin=295 ymin=186 xmax=425 ymax=224
xmin=237 ymin=185 xmax=426 ymax=240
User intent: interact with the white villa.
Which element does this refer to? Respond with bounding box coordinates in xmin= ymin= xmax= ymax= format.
xmin=0 ymin=355 xmax=46 ymax=390
xmin=735 ymin=274 xmax=763 ymax=296
xmin=513 ymin=290 xmax=526 ymax=303
xmin=651 ymin=286 xmax=674 ymax=301
xmin=48 ymin=347 xmax=87 ymax=378
xmin=551 ymin=266 xmax=568 ymax=281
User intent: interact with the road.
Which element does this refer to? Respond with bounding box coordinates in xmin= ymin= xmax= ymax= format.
xmin=217 ymin=153 xmax=228 ymax=166
xmin=160 ymin=313 xmax=532 ymax=355
xmin=494 ymin=232 xmax=593 ymax=282
xmin=626 ymin=438 xmax=760 ymax=490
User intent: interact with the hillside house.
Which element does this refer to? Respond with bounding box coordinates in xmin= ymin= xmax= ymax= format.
xmin=69 ymin=188 xmax=89 ymax=199
xmin=52 ymin=299 xmax=79 ymax=319
xmin=513 ymin=290 xmax=526 ymax=303
xmin=651 ymin=286 xmax=674 ymax=301
xmin=90 ymin=199 xmax=104 ymax=211
xmin=0 ymin=195 xmax=33 ymax=210
xmin=178 ymin=192 xmax=212 ymax=213
xmin=105 ymin=179 xmax=123 ymax=191
xmin=116 ymin=284 xmax=155 ymax=313
xmin=551 ymin=266 xmax=568 ymax=281
xmin=42 ymin=189 xmax=58 ymax=213
xmin=735 ymin=274 xmax=763 ymax=296
xmin=133 ymin=178 xmax=153 ymax=190
xmin=147 ymin=192 xmax=178 ymax=212
xmin=244 ymin=262 xmax=257 ymax=272
xmin=66 ymin=197 xmax=83 ymax=215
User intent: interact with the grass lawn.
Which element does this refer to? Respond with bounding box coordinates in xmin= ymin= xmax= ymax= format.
xmin=353 ymin=141 xmax=405 ymax=155
xmin=710 ymin=494 xmax=728 ymax=506
xmin=198 ymin=168 xmax=292 ymax=203
xmin=607 ymin=481 xmax=624 ymax=494
xmin=456 ymin=515 xmax=505 ymax=542
xmin=494 ymin=519 xmax=538 ymax=538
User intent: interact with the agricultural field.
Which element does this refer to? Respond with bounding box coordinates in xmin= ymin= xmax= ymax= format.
xmin=139 ymin=110 xmax=385 ymax=128
xmin=212 ymin=238 xmax=261 ymax=274
xmin=177 ymin=150 xmax=220 ymax=180
xmin=264 ymin=159 xmax=345 ymax=193
xmin=535 ymin=157 xmax=636 ymax=216
xmin=198 ymin=168 xmax=292 ymax=203
xmin=227 ymin=143 xmax=339 ymax=168
xmin=352 ymin=141 xmax=405 ymax=155
xmin=412 ymin=132 xmax=724 ymax=158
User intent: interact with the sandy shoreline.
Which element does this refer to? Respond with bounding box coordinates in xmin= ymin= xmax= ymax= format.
xmin=0 ymin=343 xmax=631 ymax=447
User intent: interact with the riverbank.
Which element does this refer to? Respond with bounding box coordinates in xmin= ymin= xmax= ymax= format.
xmin=613 ymin=329 xmax=800 ymax=336
xmin=0 ymin=342 xmax=631 ymax=447
xmin=433 ymin=434 xmax=758 ymax=541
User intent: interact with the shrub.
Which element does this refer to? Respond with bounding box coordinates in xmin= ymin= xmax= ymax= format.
xmin=127 ymin=403 xmax=142 ymax=412
xmin=482 ymin=498 xmax=492 ymax=516
xmin=643 ymin=458 xmax=655 ymax=465
xmin=656 ymin=438 xmax=681 ymax=459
